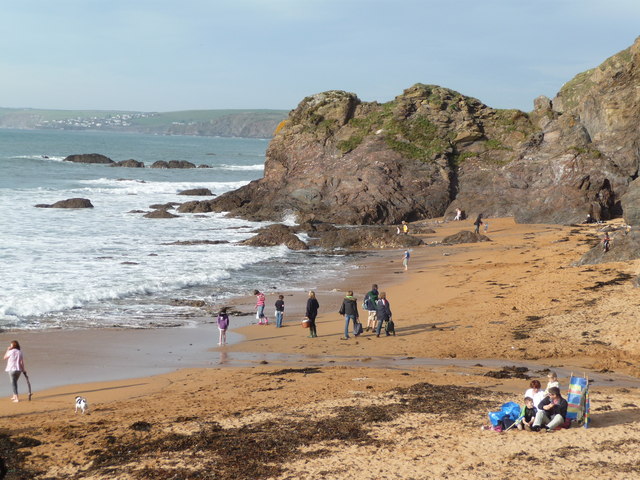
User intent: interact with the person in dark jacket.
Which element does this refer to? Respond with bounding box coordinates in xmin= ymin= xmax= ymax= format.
xmin=532 ymin=386 xmax=568 ymax=431
xmin=338 ymin=290 xmax=359 ymax=339
xmin=474 ymin=214 xmax=483 ymax=234
xmin=364 ymin=284 xmax=379 ymax=332
xmin=375 ymin=292 xmax=392 ymax=337
xmin=305 ymin=290 xmax=320 ymax=338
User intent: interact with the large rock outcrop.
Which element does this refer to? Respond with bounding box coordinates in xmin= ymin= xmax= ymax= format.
xmin=208 ymin=37 xmax=640 ymax=225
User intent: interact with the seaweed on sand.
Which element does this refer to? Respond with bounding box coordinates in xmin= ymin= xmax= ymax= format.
xmin=81 ymin=382 xmax=492 ymax=480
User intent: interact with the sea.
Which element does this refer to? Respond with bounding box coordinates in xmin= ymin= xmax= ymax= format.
xmin=0 ymin=129 xmax=352 ymax=330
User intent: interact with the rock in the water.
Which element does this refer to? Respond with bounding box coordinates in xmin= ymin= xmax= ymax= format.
xmin=309 ymin=226 xmax=424 ymax=249
xmin=149 ymin=202 xmax=180 ymax=210
xmin=35 ymin=198 xmax=94 ymax=209
xmin=64 ymin=153 xmax=114 ymax=164
xmin=111 ymin=159 xmax=145 ymax=168
xmin=178 ymin=188 xmax=214 ymax=196
xmin=241 ymin=224 xmax=308 ymax=250
xmin=151 ymin=160 xmax=196 ymax=169
xmin=176 ymin=200 xmax=218 ymax=213
xmin=441 ymin=230 xmax=491 ymax=244
xmin=163 ymin=240 xmax=230 ymax=245
xmin=144 ymin=209 xmax=179 ymax=219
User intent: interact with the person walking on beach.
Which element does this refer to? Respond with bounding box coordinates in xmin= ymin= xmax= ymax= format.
xmin=474 ymin=214 xmax=483 ymax=234
xmin=254 ymin=289 xmax=268 ymax=325
xmin=4 ymin=340 xmax=25 ymax=402
xmin=338 ymin=290 xmax=359 ymax=340
xmin=305 ymin=291 xmax=320 ymax=338
xmin=375 ymin=292 xmax=392 ymax=337
xmin=275 ymin=295 xmax=285 ymax=328
xmin=402 ymin=221 xmax=409 ymax=235
xmin=454 ymin=208 xmax=462 ymax=221
xmin=403 ymin=250 xmax=410 ymax=270
xmin=217 ymin=308 xmax=230 ymax=346
xmin=364 ymin=284 xmax=379 ymax=332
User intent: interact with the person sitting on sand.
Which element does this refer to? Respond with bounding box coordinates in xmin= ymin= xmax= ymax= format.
xmin=305 ymin=291 xmax=320 ymax=338
xmin=524 ymin=379 xmax=546 ymax=409
xmin=517 ymin=397 xmax=537 ymax=431
xmin=217 ymin=307 xmax=230 ymax=346
xmin=532 ymin=387 xmax=568 ymax=431
xmin=338 ymin=290 xmax=359 ymax=340
xmin=254 ymin=289 xmax=268 ymax=325
xmin=364 ymin=284 xmax=379 ymax=332
xmin=375 ymin=292 xmax=392 ymax=337
xmin=544 ymin=372 xmax=560 ymax=396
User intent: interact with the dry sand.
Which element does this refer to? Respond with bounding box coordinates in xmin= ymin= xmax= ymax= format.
xmin=2 ymin=217 xmax=640 ymax=479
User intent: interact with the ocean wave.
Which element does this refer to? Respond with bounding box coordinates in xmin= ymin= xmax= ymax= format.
xmin=217 ymin=164 xmax=264 ymax=171
xmin=0 ymin=269 xmax=233 ymax=319
xmin=13 ymin=154 xmax=66 ymax=162
xmin=76 ymin=178 xmax=250 ymax=195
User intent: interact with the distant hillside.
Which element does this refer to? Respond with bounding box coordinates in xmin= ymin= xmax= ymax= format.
xmin=0 ymin=108 xmax=288 ymax=138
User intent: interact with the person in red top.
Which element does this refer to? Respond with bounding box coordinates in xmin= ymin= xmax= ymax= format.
xmin=253 ymin=289 xmax=269 ymax=325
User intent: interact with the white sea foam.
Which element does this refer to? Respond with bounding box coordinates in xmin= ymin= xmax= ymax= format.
xmin=0 ymin=130 xmax=349 ymax=329
xmin=217 ymin=164 xmax=264 ymax=171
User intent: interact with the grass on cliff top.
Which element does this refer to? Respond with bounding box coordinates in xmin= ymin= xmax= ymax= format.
xmin=337 ymin=102 xmax=451 ymax=160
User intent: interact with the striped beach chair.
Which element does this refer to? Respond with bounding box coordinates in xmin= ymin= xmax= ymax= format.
xmin=566 ymin=375 xmax=590 ymax=428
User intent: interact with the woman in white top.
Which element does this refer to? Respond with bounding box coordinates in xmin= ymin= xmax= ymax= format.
xmin=4 ymin=340 xmax=25 ymax=402
xmin=524 ymin=379 xmax=546 ymax=409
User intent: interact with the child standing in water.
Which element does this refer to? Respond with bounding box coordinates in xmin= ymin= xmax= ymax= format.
xmin=217 ymin=308 xmax=230 ymax=346
xmin=275 ymin=295 xmax=285 ymax=328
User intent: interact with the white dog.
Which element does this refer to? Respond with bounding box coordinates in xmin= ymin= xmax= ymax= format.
xmin=75 ymin=396 xmax=89 ymax=414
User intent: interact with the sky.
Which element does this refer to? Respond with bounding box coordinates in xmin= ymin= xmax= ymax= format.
xmin=1 ymin=0 xmax=639 ymax=113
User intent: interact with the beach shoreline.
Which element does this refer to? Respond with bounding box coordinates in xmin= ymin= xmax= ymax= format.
xmin=4 ymin=216 xmax=640 ymax=479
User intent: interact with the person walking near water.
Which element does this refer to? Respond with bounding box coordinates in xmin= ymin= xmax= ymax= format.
xmin=305 ymin=291 xmax=320 ymax=338
xmin=339 ymin=290 xmax=359 ymax=339
xmin=275 ymin=294 xmax=285 ymax=328
xmin=4 ymin=340 xmax=25 ymax=402
xmin=364 ymin=284 xmax=379 ymax=332
xmin=403 ymin=250 xmax=410 ymax=270
xmin=474 ymin=214 xmax=483 ymax=234
xmin=375 ymin=292 xmax=392 ymax=337
xmin=217 ymin=307 xmax=230 ymax=346
xmin=254 ymin=289 xmax=268 ymax=325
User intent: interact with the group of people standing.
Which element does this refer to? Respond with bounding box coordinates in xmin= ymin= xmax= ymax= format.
xmin=235 ymin=284 xmax=395 ymax=343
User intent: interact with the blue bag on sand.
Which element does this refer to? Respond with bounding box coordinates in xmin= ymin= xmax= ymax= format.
xmin=488 ymin=402 xmax=521 ymax=426
xmin=488 ymin=410 xmax=506 ymax=426
xmin=501 ymin=402 xmax=521 ymax=421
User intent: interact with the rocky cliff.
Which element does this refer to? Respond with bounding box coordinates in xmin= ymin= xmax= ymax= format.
xmin=210 ymin=37 xmax=640 ymax=225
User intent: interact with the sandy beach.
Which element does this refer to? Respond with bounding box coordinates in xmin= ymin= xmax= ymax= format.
xmin=3 ymin=217 xmax=640 ymax=479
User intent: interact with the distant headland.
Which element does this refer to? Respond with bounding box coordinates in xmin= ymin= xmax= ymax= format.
xmin=0 ymin=108 xmax=288 ymax=139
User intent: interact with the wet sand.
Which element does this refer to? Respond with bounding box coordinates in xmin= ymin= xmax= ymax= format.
xmin=3 ymin=217 xmax=640 ymax=479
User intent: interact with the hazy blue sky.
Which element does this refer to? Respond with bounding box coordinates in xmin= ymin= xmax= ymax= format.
xmin=2 ymin=0 xmax=639 ymax=112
